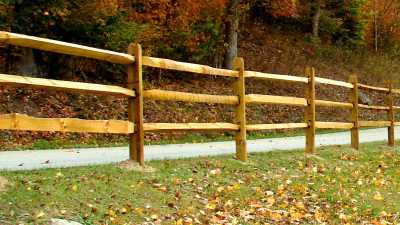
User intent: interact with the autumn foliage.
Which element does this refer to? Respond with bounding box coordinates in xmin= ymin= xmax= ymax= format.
xmin=261 ymin=0 xmax=299 ymax=18
xmin=363 ymin=0 xmax=400 ymax=48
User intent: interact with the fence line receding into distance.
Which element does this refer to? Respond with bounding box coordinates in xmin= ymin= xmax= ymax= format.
xmin=0 ymin=31 xmax=397 ymax=166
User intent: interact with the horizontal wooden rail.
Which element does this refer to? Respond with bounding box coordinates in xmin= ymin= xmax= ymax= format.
xmin=143 ymin=89 xmax=238 ymax=105
xmin=245 ymin=71 xmax=308 ymax=83
xmin=0 ymin=32 xmax=134 ymax=65
xmin=315 ymin=77 xmax=353 ymax=88
xmin=246 ymin=94 xmax=307 ymax=106
xmin=0 ymin=113 xmax=134 ymax=134
xmin=359 ymin=121 xmax=391 ymax=127
xmin=247 ymin=123 xmax=307 ymax=131
xmin=358 ymin=83 xmax=389 ymax=92
xmin=315 ymin=100 xmax=353 ymax=108
xmin=0 ymin=74 xmax=135 ymax=97
xmin=315 ymin=122 xmax=353 ymax=129
xmin=391 ymin=89 xmax=400 ymax=95
xmin=143 ymin=123 xmax=239 ymax=131
xmin=359 ymin=104 xmax=389 ymax=110
xmin=142 ymin=56 xmax=238 ymax=77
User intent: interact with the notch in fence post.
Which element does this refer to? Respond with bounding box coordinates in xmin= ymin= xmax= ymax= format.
xmin=128 ymin=43 xmax=144 ymax=166
xmin=386 ymin=80 xmax=395 ymax=147
xmin=349 ymin=75 xmax=359 ymax=150
xmin=233 ymin=57 xmax=247 ymax=161
xmin=304 ymin=67 xmax=316 ymax=154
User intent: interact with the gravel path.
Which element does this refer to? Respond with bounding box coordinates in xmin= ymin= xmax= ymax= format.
xmin=0 ymin=127 xmax=396 ymax=171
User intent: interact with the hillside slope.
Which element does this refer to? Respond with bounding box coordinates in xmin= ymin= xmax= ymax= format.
xmin=1 ymin=21 xmax=399 ymax=150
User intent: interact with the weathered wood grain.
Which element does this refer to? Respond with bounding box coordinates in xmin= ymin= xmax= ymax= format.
xmin=245 ymin=71 xmax=308 ymax=83
xmin=234 ymin=57 xmax=247 ymax=161
xmin=142 ymin=56 xmax=238 ymax=77
xmin=315 ymin=77 xmax=353 ymax=88
xmin=0 ymin=32 xmax=134 ymax=64
xmin=247 ymin=123 xmax=308 ymax=131
xmin=143 ymin=123 xmax=239 ymax=131
xmin=127 ymin=43 xmax=145 ymax=165
xmin=315 ymin=99 xmax=353 ymax=108
xmin=0 ymin=73 xmax=135 ymax=97
xmin=305 ymin=67 xmax=316 ymax=154
xmin=143 ymin=89 xmax=239 ymax=105
xmin=0 ymin=113 xmax=134 ymax=134
xmin=315 ymin=122 xmax=353 ymax=129
xmin=246 ymin=94 xmax=307 ymax=107
xmin=349 ymin=75 xmax=359 ymax=150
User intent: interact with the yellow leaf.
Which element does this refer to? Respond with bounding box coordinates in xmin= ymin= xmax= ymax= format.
xmin=175 ymin=219 xmax=183 ymax=225
xmin=36 ymin=211 xmax=45 ymax=218
xmin=121 ymin=207 xmax=128 ymax=214
xmin=233 ymin=184 xmax=241 ymax=190
xmin=267 ymin=196 xmax=275 ymax=206
xmin=55 ymin=172 xmax=64 ymax=178
xmin=373 ymin=192 xmax=384 ymax=201
xmin=151 ymin=214 xmax=158 ymax=220
xmin=290 ymin=211 xmax=303 ymax=221
xmin=71 ymin=185 xmax=78 ymax=192
xmin=295 ymin=201 xmax=305 ymax=210
xmin=108 ymin=209 xmax=116 ymax=217
xmin=253 ymin=187 xmax=262 ymax=193
xmin=206 ymin=203 xmax=216 ymax=211
xmin=314 ymin=210 xmax=326 ymax=222
xmin=173 ymin=178 xmax=181 ymax=185
xmin=217 ymin=186 xmax=224 ymax=193
xmin=135 ymin=207 xmax=144 ymax=214
xmin=224 ymin=200 xmax=233 ymax=207
xmin=374 ymin=179 xmax=386 ymax=187
xmin=270 ymin=211 xmax=282 ymax=221
xmin=158 ymin=186 xmax=168 ymax=192
xmin=227 ymin=183 xmax=240 ymax=192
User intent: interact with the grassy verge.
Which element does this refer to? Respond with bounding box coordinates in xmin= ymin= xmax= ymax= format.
xmin=6 ymin=128 xmax=350 ymax=151
xmin=1 ymin=142 xmax=400 ymax=224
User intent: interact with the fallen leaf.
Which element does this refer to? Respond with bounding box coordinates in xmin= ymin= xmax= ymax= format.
xmin=373 ymin=192 xmax=384 ymax=201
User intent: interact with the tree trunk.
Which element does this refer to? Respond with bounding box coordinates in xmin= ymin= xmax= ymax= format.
xmin=312 ymin=2 xmax=321 ymax=40
xmin=223 ymin=0 xmax=240 ymax=70
xmin=374 ymin=0 xmax=378 ymax=52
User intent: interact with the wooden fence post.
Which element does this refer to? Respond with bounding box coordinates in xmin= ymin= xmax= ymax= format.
xmin=349 ymin=75 xmax=359 ymax=150
xmin=387 ymin=80 xmax=395 ymax=147
xmin=128 ymin=43 xmax=144 ymax=165
xmin=305 ymin=67 xmax=316 ymax=154
xmin=234 ymin=57 xmax=247 ymax=161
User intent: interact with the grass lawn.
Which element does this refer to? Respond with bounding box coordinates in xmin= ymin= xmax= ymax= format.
xmin=1 ymin=142 xmax=400 ymax=224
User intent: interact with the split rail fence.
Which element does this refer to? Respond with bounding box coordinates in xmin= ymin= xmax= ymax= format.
xmin=0 ymin=31 xmax=398 ymax=166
